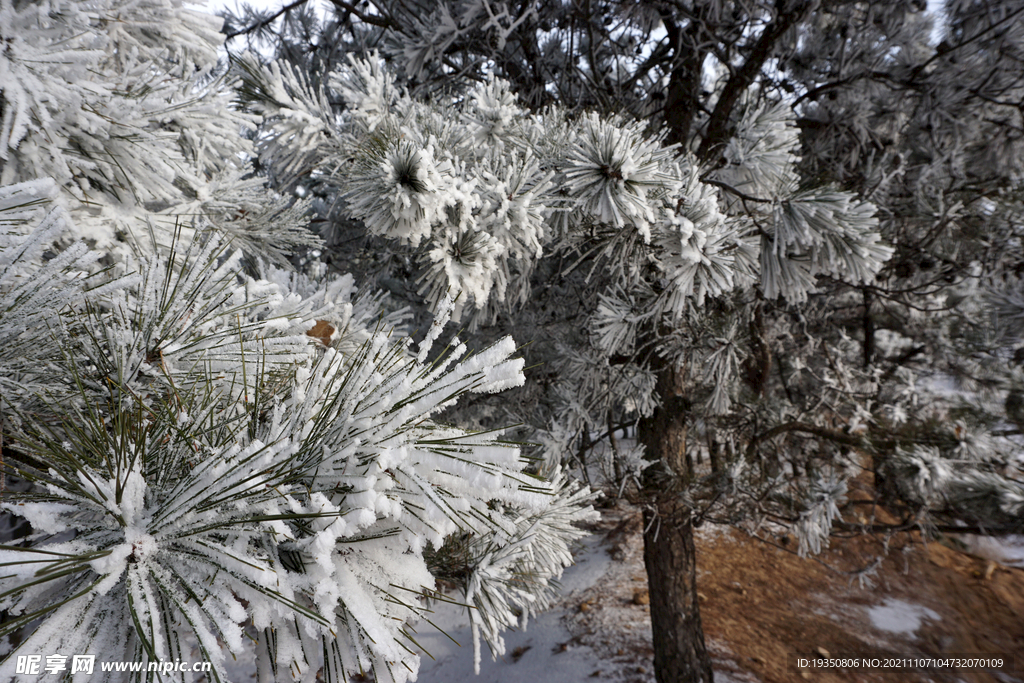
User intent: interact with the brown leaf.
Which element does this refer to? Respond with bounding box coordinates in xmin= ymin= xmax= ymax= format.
xmin=306 ymin=320 xmax=336 ymax=347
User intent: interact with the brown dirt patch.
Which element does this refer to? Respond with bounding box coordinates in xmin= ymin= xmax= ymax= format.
xmin=562 ymin=477 xmax=1024 ymax=683
xmin=695 ymin=519 xmax=1024 ymax=683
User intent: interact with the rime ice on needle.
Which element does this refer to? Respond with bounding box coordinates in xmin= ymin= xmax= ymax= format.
xmin=0 ymin=3 xmax=597 ymax=682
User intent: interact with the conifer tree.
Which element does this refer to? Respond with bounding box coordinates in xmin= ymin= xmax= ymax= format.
xmin=222 ymin=1 xmax=1024 ymax=681
xmin=0 ymin=2 xmax=594 ymax=681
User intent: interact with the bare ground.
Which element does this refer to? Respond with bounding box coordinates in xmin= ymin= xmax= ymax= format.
xmin=561 ymin=494 xmax=1024 ymax=683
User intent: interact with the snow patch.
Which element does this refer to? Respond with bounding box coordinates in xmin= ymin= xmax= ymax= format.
xmin=866 ymin=599 xmax=940 ymax=635
xmin=957 ymin=534 xmax=1024 ymax=568
xmin=556 ymin=533 xmax=611 ymax=595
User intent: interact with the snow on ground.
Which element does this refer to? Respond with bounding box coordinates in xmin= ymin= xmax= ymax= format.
xmin=414 ymin=604 xmax=602 ymax=683
xmin=959 ymin=534 xmax=1024 ymax=568
xmin=413 ymin=533 xmax=612 ymax=683
xmin=866 ymin=599 xmax=941 ymax=635
xmin=414 ymin=514 xmax=758 ymax=683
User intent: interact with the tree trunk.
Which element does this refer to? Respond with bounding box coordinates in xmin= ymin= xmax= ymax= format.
xmin=643 ymin=502 xmax=714 ymax=683
xmin=639 ymin=362 xmax=715 ymax=683
xmin=659 ymin=8 xmax=709 ymax=147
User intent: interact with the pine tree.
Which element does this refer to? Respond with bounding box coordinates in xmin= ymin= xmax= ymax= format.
xmin=226 ymin=47 xmax=892 ymax=683
xmin=222 ymin=1 xmax=1024 ymax=681
xmin=0 ymin=2 xmax=595 ymax=681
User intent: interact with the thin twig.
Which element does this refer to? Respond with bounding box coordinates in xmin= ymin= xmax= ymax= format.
xmin=224 ymin=0 xmax=311 ymax=40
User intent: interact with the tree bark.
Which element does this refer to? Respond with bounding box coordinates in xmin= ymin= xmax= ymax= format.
xmin=639 ymin=363 xmax=715 ymax=683
xmin=643 ymin=502 xmax=714 ymax=683
xmin=660 ymin=8 xmax=710 ymax=147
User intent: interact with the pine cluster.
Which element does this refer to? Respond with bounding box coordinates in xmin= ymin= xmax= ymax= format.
xmin=0 ymin=3 xmax=594 ymax=681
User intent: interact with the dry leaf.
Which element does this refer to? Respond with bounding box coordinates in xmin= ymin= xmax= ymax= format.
xmin=306 ymin=320 xmax=336 ymax=346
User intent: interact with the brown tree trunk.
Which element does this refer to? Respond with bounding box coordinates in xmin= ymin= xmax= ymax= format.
xmin=642 ymin=502 xmax=714 ymax=683
xmin=639 ymin=363 xmax=715 ymax=683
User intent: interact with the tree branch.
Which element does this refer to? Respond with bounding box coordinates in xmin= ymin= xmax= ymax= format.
xmin=746 ymin=420 xmax=874 ymax=462
xmin=698 ymin=0 xmax=817 ymax=161
xmin=701 ymin=178 xmax=774 ymax=203
xmin=224 ymin=0 xmax=312 ymax=40
xmin=912 ymin=4 xmax=1024 ymax=77
xmin=328 ymin=0 xmax=393 ymax=28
